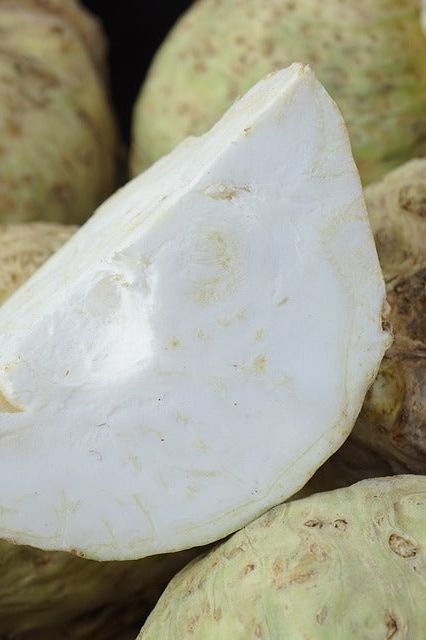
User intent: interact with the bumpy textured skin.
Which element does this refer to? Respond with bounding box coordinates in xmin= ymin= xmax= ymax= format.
xmin=0 ymin=222 xmax=76 ymax=303
xmin=0 ymin=0 xmax=120 ymax=223
xmin=131 ymin=0 xmax=426 ymax=183
xmin=0 ymin=225 xmax=199 ymax=636
xmin=306 ymin=160 xmax=426 ymax=491
xmin=139 ymin=476 xmax=426 ymax=640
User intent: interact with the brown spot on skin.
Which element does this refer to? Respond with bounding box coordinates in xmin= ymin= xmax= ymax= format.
xmin=49 ymin=24 xmax=65 ymax=35
xmin=391 ymin=268 xmax=426 ymax=344
xmin=5 ymin=118 xmax=22 ymax=136
xmin=241 ymin=563 xmax=256 ymax=576
xmin=235 ymin=34 xmax=247 ymax=46
xmin=186 ymin=614 xmax=200 ymax=633
xmin=272 ymin=558 xmax=286 ymax=589
xmin=201 ymin=600 xmax=211 ymax=615
xmin=52 ymin=182 xmax=73 ymax=204
xmin=288 ymin=569 xmax=315 ymax=585
xmin=388 ymin=533 xmax=417 ymax=558
xmin=33 ymin=552 xmax=51 ymax=567
xmin=333 ymin=519 xmax=348 ymax=530
xmin=225 ymin=545 xmax=245 ymax=560
xmin=304 ymin=519 xmax=323 ymax=528
xmin=309 ymin=543 xmax=328 ymax=562
xmin=381 ymin=316 xmax=392 ymax=334
xmin=277 ymin=296 xmax=289 ymax=307
xmin=316 ymin=607 xmax=328 ymax=625
xmin=399 ymin=184 xmax=426 ymax=217
xmin=254 ymin=623 xmax=264 ymax=638
xmin=385 ymin=612 xmax=399 ymax=639
xmin=261 ymin=39 xmax=274 ymax=56
xmin=194 ymin=61 xmax=207 ymax=73
xmin=213 ymin=608 xmax=222 ymax=621
xmin=70 ymin=548 xmax=85 ymax=558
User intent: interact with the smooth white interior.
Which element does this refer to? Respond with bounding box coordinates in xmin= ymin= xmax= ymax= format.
xmin=0 ymin=64 xmax=390 ymax=560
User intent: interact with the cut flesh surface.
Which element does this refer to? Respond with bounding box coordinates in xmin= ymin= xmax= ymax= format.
xmin=0 ymin=65 xmax=390 ymax=560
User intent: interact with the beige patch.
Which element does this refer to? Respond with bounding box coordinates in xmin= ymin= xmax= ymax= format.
xmin=204 ymin=184 xmax=251 ymax=200
xmin=252 ymin=355 xmax=267 ymax=375
xmin=0 ymin=390 xmax=22 ymax=413
xmin=277 ymin=296 xmax=289 ymax=307
xmin=168 ymin=337 xmax=181 ymax=349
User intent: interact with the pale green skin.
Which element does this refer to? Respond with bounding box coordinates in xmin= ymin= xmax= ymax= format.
xmin=0 ymin=0 xmax=120 ymax=224
xmin=139 ymin=476 xmax=426 ymax=639
xmin=132 ymin=0 xmax=426 ymax=185
xmin=0 ymin=224 xmax=199 ymax=636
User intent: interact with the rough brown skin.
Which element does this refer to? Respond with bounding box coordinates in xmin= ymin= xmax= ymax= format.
xmin=139 ymin=476 xmax=426 ymax=639
xmin=0 ymin=0 xmax=120 ymax=224
xmin=306 ymin=160 xmax=426 ymax=492
xmin=0 ymin=224 xmax=200 ymax=637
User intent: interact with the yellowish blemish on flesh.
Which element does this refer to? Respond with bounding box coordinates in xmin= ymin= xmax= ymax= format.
xmin=275 ymin=374 xmax=295 ymax=391
xmin=0 ymin=390 xmax=23 ymax=413
xmin=168 ymin=337 xmax=181 ymax=349
xmin=209 ymin=231 xmax=234 ymax=270
xmin=277 ymin=296 xmax=289 ymax=307
xmin=129 ymin=455 xmax=141 ymax=472
xmin=133 ymin=494 xmax=158 ymax=536
xmin=252 ymin=355 xmax=268 ymax=375
xmin=194 ymin=438 xmax=211 ymax=453
xmin=186 ymin=484 xmax=201 ymax=498
xmin=195 ymin=328 xmax=209 ymax=341
xmin=110 ymin=274 xmax=129 ymax=287
xmin=192 ymin=229 xmax=242 ymax=305
xmin=194 ymin=276 xmax=222 ymax=306
xmin=219 ymin=308 xmax=247 ymax=327
xmin=204 ymin=185 xmax=251 ymax=201
xmin=209 ymin=377 xmax=227 ymax=392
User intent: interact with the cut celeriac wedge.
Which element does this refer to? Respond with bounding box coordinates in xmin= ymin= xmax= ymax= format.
xmin=0 ymin=64 xmax=390 ymax=561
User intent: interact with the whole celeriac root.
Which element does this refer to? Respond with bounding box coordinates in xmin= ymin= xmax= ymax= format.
xmin=139 ymin=476 xmax=426 ymax=639
xmin=0 ymin=0 xmax=120 ymax=224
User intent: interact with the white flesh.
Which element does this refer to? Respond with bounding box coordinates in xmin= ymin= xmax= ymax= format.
xmin=0 ymin=65 xmax=390 ymax=560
